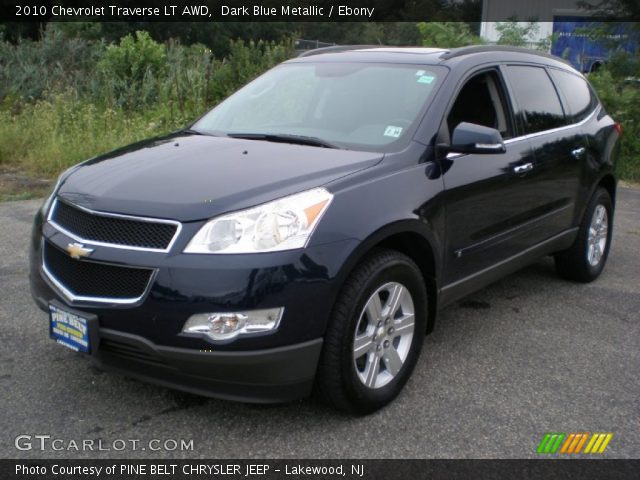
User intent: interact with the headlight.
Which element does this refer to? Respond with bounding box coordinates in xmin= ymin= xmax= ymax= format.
xmin=184 ymin=188 xmax=333 ymax=254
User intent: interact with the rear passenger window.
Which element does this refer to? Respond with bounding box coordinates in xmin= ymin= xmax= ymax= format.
xmin=549 ymin=69 xmax=596 ymax=123
xmin=506 ymin=66 xmax=565 ymax=134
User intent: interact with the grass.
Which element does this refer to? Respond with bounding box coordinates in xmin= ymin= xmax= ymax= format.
xmin=0 ymin=167 xmax=52 ymax=201
xmin=0 ymin=95 xmax=189 ymax=200
xmin=607 ymin=109 xmax=640 ymax=183
xmin=0 ymin=95 xmax=195 ymax=178
xmin=0 ymin=191 xmax=46 ymax=202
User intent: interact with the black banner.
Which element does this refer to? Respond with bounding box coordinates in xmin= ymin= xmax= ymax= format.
xmin=4 ymin=460 xmax=640 ymax=480
xmin=2 ymin=0 xmax=640 ymax=22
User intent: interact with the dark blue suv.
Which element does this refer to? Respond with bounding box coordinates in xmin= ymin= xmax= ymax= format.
xmin=30 ymin=46 xmax=620 ymax=413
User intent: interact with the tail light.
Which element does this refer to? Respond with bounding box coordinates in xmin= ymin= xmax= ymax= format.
xmin=614 ymin=122 xmax=623 ymax=137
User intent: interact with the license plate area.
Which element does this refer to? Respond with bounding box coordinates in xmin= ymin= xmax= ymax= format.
xmin=49 ymin=302 xmax=98 ymax=353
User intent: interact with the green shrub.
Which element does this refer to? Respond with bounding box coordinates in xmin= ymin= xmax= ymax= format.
xmin=160 ymin=41 xmax=215 ymax=122
xmin=209 ymin=39 xmax=293 ymax=99
xmin=417 ymin=22 xmax=482 ymax=48
xmin=589 ymin=67 xmax=640 ymax=182
xmin=495 ymin=20 xmax=554 ymax=51
xmin=0 ymin=31 xmax=295 ymax=180
xmin=97 ymin=31 xmax=167 ymax=108
xmin=0 ymin=25 xmax=104 ymax=101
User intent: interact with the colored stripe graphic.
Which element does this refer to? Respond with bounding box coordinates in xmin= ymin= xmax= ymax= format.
xmin=539 ymin=433 xmax=613 ymax=454
xmin=560 ymin=433 xmax=589 ymax=454
xmin=537 ymin=433 xmax=565 ymax=454
xmin=574 ymin=433 xmax=590 ymax=453
xmin=537 ymin=434 xmax=552 ymax=454
xmin=560 ymin=434 xmax=575 ymax=453
xmin=584 ymin=433 xmax=613 ymax=454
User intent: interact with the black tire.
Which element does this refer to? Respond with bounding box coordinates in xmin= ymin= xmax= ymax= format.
xmin=316 ymin=249 xmax=428 ymax=414
xmin=555 ymin=187 xmax=613 ymax=282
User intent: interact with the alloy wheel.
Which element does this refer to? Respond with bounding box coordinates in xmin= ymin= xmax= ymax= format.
xmin=587 ymin=204 xmax=608 ymax=267
xmin=352 ymin=282 xmax=415 ymax=389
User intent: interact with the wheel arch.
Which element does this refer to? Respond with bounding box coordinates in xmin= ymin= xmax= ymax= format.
xmin=575 ymin=173 xmax=617 ymax=227
xmin=334 ymin=221 xmax=441 ymax=335
xmin=597 ymin=173 xmax=617 ymax=206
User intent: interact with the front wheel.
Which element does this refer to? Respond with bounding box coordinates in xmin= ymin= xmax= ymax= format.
xmin=555 ymin=187 xmax=613 ymax=282
xmin=316 ymin=249 xmax=427 ymax=414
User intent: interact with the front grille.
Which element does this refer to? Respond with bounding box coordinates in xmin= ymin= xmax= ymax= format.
xmin=50 ymin=200 xmax=178 ymax=250
xmin=43 ymin=241 xmax=154 ymax=301
xmin=100 ymin=339 xmax=167 ymax=366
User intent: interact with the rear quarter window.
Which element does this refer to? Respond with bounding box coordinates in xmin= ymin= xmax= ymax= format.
xmin=549 ymin=68 xmax=598 ymax=123
xmin=505 ymin=65 xmax=566 ymax=135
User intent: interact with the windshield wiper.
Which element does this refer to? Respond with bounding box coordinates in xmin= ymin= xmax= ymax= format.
xmin=182 ymin=128 xmax=210 ymax=136
xmin=226 ymin=133 xmax=339 ymax=149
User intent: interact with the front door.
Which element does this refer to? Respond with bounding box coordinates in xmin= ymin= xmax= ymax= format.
xmin=439 ymin=68 xmax=540 ymax=286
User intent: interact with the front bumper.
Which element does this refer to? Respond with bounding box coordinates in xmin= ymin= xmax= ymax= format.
xmin=97 ymin=328 xmax=322 ymax=403
xmin=30 ymin=207 xmax=359 ymax=402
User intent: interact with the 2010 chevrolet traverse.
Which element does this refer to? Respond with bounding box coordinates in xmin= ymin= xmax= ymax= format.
xmin=30 ymin=46 xmax=620 ymax=413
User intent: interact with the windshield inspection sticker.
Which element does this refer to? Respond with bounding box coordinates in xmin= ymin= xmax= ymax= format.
xmin=415 ymin=70 xmax=426 ymax=76
xmin=384 ymin=126 xmax=403 ymax=138
xmin=417 ymin=75 xmax=435 ymax=84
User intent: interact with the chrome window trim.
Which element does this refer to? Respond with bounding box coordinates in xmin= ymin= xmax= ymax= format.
xmin=503 ymin=106 xmax=598 ymax=145
xmin=47 ymin=198 xmax=182 ymax=253
xmin=41 ymin=239 xmax=158 ymax=305
xmin=474 ymin=143 xmax=504 ymax=149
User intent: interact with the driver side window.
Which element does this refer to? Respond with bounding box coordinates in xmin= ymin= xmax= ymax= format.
xmin=447 ymin=70 xmax=514 ymax=140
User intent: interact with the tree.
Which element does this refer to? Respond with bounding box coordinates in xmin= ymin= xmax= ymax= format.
xmin=495 ymin=19 xmax=556 ymax=51
xmin=577 ymin=0 xmax=640 ymax=19
xmin=417 ymin=22 xmax=482 ymax=48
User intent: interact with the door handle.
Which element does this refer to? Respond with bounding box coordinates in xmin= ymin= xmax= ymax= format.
xmin=513 ymin=163 xmax=533 ymax=175
xmin=572 ymin=147 xmax=586 ymax=159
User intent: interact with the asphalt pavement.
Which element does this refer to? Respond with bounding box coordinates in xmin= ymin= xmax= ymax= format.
xmin=1 ymin=189 xmax=638 ymax=459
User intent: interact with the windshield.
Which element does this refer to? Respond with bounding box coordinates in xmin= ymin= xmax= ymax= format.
xmin=192 ymin=62 xmax=445 ymax=152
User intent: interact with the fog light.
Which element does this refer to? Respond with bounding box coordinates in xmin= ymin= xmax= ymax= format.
xmin=182 ymin=308 xmax=284 ymax=340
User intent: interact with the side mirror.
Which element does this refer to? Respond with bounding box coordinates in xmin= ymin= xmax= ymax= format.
xmin=449 ymin=122 xmax=506 ymax=154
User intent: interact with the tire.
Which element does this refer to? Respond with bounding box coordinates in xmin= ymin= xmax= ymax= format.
xmin=316 ymin=249 xmax=428 ymax=414
xmin=555 ymin=187 xmax=613 ymax=282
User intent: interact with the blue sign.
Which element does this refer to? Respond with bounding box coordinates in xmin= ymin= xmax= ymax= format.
xmin=551 ymin=18 xmax=638 ymax=72
xmin=49 ymin=304 xmax=90 ymax=353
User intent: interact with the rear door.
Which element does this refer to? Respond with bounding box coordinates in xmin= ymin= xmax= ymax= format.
xmin=546 ymin=67 xmax=601 ymax=215
xmin=503 ymin=65 xmax=584 ymax=240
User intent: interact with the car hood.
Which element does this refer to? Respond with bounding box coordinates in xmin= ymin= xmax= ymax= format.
xmin=57 ymin=133 xmax=383 ymax=222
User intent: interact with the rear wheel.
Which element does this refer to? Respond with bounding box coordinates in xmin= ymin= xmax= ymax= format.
xmin=316 ymin=249 xmax=427 ymax=414
xmin=555 ymin=187 xmax=613 ymax=282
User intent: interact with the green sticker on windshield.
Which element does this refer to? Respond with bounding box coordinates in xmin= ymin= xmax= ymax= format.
xmin=417 ymin=75 xmax=435 ymax=84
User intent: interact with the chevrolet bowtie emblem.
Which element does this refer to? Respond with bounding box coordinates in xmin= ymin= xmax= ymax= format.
xmin=66 ymin=243 xmax=94 ymax=259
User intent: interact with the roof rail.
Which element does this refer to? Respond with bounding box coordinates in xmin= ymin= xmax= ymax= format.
xmin=441 ymin=45 xmax=572 ymax=66
xmin=297 ymin=45 xmax=382 ymax=57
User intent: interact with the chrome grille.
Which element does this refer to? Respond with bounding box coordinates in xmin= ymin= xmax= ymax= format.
xmin=43 ymin=241 xmax=154 ymax=303
xmin=49 ymin=199 xmax=179 ymax=251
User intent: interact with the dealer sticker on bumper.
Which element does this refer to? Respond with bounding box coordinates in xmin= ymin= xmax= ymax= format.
xmin=49 ymin=304 xmax=90 ymax=353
